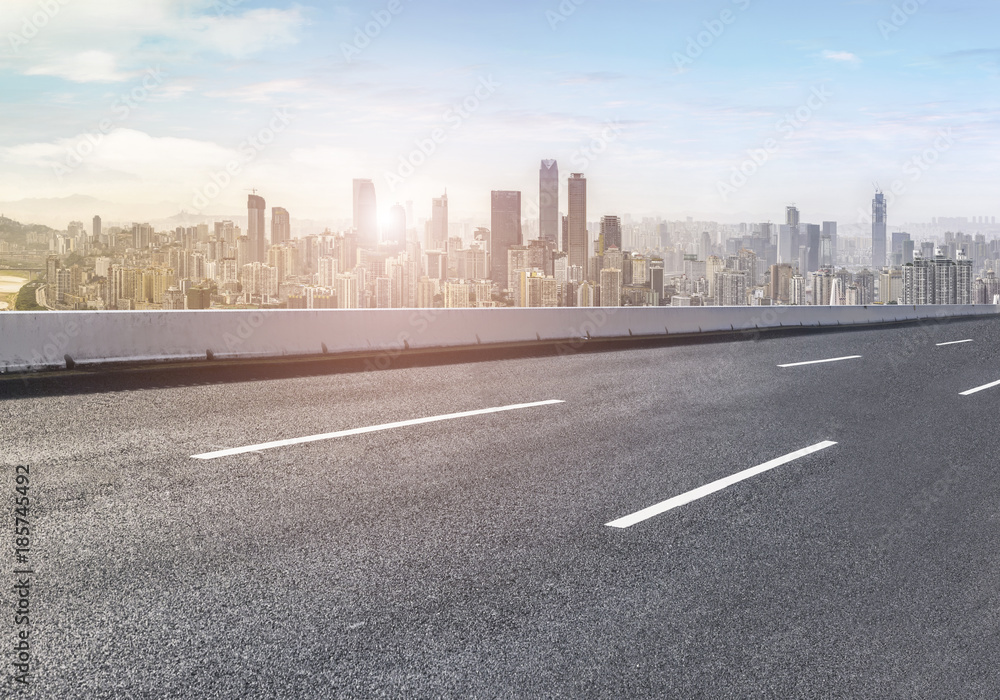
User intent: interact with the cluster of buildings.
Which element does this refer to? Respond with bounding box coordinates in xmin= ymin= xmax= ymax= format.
xmin=30 ymin=170 xmax=1000 ymax=311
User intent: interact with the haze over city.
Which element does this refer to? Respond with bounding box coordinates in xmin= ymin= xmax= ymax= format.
xmin=2 ymin=0 xmax=1000 ymax=228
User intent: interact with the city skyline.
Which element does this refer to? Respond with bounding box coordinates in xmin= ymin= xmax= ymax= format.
xmin=2 ymin=1 xmax=1000 ymax=226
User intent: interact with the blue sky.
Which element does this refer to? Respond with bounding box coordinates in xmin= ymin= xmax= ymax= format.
xmin=1 ymin=0 xmax=998 ymax=229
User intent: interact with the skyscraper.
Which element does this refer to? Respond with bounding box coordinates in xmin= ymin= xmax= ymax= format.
xmin=786 ymin=206 xmax=800 ymax=226
xmin=490 ymin=190 xmax=522 ymax=289
xmin=248 ymin=194 xmax=266 ymax=263
xmin=781 ymin=206 xmax=800 ymax=265
xmin=271 ymin=207 xmax=290 ymax=247
xmin=700 ymin=231 xmax=712 ymax=260
xmin=872 ymin=190 xmax=887 ymax=269
xmin=353 ymin=178 xmax=378 ymax=249
xmin=388 ymin=204 xmax=406 ymax=244
xmin=568 ymin=174 xmax=587 ymax=275
xmin=92 ymin=215 xmax=102 ymax=245
xmin=600 ymin=216 xmax=622 ymax=253
xmin=804 ymin=223 xmax=821 ymax=273
xmin=540 ymin=160 xmax=559 ymax=248
xmin=778 ymin=225 xmax=795 ymax=266
xmin=429 ymin=193 xmax=448 ymax=250
xmin=821 ymin=221 xmax=838 ymax=267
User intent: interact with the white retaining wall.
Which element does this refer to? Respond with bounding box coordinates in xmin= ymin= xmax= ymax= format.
xmin=1 ymin=305 xmax=997 ymax=373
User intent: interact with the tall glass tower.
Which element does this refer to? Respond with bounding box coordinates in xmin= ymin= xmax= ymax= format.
xmin=352 ymin=178 xmax=378 ymax=249
xmin=872 ymin=190 xmax=887 ymax=269
xmin=539 ymin=160 xmax=559 ymax=248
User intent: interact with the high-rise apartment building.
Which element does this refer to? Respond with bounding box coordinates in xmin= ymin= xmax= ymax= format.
xmin=715 ymin=270 xmax=747 ymax=306
xmin=976 ymin=270 xmax=1000 ymax=304
xmin=600 ymin=267 xmax=622 ymax=307
xmin=507 ymin=245 xmax=530 ymax=297
xmin=901 ymin=251 xmax=971 ymax=305
xmin=879 ymin=269 xmax=903 ymax=304
xmin=335 ymin=273 xmax=358 ymax=309
xmin=769 ymin=263 xmax=794 ymax=304
xmin=539 ymin=160 xmax=559 ymax=248
xmin=790 ymin=274 xmax=806 ymax=305
xmin=811 ymin=269 xmax=834 ymax=305
xmin=567 ymin=174 xmax=587 ymax=275
xmin=132 ymin=223 xmax=154 ymax=250
xmin=854 ymin=269 xmax=875 ymax=305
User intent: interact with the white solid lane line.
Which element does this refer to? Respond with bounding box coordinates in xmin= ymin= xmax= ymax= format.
xmin=192 ymin=400 xmax=565 ymax=460
xmin=605 ymin=441 xmax=838 ymax=529
xmin=960 ymin=380 xmax=1000 ymax=397
xmin=777 ymin=355 xmax=862 ymax=368
xmin=937 ymin=339 xmax=974 ymax=346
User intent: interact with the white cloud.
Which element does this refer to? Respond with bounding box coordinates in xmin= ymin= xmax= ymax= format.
xmin=0 ymin=127 xmax=303 ymax=214
xmin=822 ymin=50 xmax=862 ymax=66
xmin=2 ymin=3 xmax=306 ymax=83
xmin=24 ymin=50 xmax=132 ymax=83
xmin=1 ymin=129 xmax=236 ymax=179
xmin=183 ymin=8 xmax=307 ymax=59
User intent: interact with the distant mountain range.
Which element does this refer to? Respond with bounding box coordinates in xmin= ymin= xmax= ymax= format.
xmin=0 ymin=196 xmax=238 ymax=231
xmin=0 ymin=196 xmax=340 ymax=236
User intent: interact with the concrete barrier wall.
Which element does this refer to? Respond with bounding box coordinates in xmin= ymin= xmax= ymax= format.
xmin=1 ymin=305 xmax=997 ymax=373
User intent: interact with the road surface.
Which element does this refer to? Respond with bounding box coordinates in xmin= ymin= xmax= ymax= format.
xmin=2 ymin=316 xmax=999 ymax=698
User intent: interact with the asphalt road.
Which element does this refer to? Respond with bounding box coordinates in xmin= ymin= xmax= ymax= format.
xmin=2 ymin=316 xmax=1000 ymax=698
